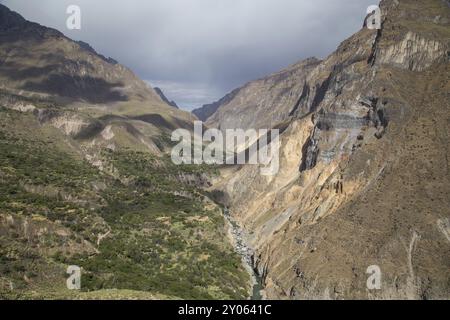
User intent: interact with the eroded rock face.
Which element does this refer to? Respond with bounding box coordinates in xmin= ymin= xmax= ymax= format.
xmin=39 ymin=110 xmax=103 ymax=139
xmin=375 ymin=31 xmax=448 ymax=71
xmin=211 ymin=0 xmax=450 ymax=299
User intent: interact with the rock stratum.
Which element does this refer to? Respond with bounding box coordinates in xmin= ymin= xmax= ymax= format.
xmin=208 ymin=0 xmax=450 ymax=299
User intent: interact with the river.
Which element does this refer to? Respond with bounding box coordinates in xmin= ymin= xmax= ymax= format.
xmin=223 ymin=207 xmax=264 ymax=300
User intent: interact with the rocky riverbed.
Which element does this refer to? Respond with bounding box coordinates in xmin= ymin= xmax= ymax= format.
xmin=223 ymin=208 xmax=264 ymax=300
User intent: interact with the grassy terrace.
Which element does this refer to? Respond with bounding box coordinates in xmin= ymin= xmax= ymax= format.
xmin=0 ymin=107 xmax=249 ymax=299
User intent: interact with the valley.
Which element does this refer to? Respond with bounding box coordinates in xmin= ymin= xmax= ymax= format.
xmin=0 ymin=0 xmax=449 ymax=301
xmin=223 ymin=207 xmax=264 ymax=300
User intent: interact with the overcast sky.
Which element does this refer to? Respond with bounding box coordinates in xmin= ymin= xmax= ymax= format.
xmin=0 ymin=0 xmax=378 ymax=110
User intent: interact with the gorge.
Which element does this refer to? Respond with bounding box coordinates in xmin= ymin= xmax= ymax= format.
xmin=201 ymin=0 xmax=450 ymax=299
xmin=0 ymin=0 xmax=449 ymax=300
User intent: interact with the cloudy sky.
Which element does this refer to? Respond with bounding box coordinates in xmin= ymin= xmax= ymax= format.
xmin=0 ymin=0 xmax=378 ymax=110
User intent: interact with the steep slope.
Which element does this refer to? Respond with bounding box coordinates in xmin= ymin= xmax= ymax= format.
xmin=195 ymin=57 xmax=320 ymax=129
xmin=192 ymin=88 xmax=241 ymax=122
xmin=0 ymin=107 xmax=249 ymax=299
xmin=0 ymin=5 xmax=250 ymax=299
xmin=212 ymin=0 xmax=450 ymax=299
xmin=0 ymin=4 xmax=196 ymax=153
xmin=0 ymin=4 xmax=159 ymax=105
xmin=154 ymin=87 xmax=179 ymax=109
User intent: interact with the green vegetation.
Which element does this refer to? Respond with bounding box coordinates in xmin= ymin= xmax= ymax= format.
xmin=0 ymin=107 xmax=249 ymax=300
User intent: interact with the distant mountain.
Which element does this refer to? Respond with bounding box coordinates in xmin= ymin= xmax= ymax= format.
xmin=154 ymin=87 xmax=178 ymax=109
xmin=192 ymin=88 xmax=240 ymax=122
xmin=194 ymin=58 xmax=320 ymax=129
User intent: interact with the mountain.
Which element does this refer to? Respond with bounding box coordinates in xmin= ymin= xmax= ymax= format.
xmin=0 ymin=4 xmax=192 ymax=120
xmin=202 ymin=57 xmax=321 ymax=129
xmin=0 ymin=4 xmax=249 ymax=299
xmin=0 ymin=4 xmax=153 ymax=104
xmin=210 ymin=0 xmax=450 ymax=299
xmin=192 ymin=88 xmax=240 ymax=122
xmin=0 ymin=3 xmax=200 ymax=151
xmin=154 ymin=87 xmax=179 ymax=109
xmin=1 ymin=0 xmax=449 ymax=301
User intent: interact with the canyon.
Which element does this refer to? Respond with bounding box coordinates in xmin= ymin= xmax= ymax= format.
xmin=0 ymin=0 xmax=449 ymax=300
xmin=200 ymin=0 xmax=450 ymax=299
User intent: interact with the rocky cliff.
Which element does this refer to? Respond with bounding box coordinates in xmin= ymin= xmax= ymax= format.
xmin=211 ymin=0 xmax=450 ymax=299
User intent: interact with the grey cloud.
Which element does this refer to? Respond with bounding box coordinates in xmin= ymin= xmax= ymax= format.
xmin=0 ymin=0 xmax=379 ymax=109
